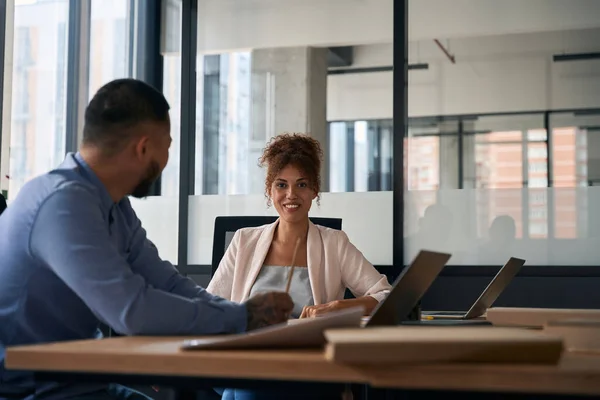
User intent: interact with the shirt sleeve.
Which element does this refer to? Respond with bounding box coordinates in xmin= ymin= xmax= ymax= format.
xmin=29 ymin=184 xmax=247 ymax=336
xmin=124 ymin=200 xmax=217 ymax=302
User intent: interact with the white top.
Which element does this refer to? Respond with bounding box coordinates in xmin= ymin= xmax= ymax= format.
xmin=249 ymin=266 xmax=313 ymax=318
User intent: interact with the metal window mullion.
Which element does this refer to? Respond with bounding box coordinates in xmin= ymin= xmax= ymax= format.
xmin=458 ymin=119 xmax=464 ymax=189
xmin=545 ymin=111 xmax=555 ymax=239
xmin=345 ymin=123 xmax=355 ymax=192
xmin=0 ymin=0 xmax=7 ymax=172
xmin=135 ymin=0 xmax=164 ymax=196
xmin=176 ymin=0 xmax=197 ymax=270
xmin=65 ymin=0 xmax=91 ymax=154
xmin=393 ymin=0 xmax=407 ymax=268
xmin=127 ymin=0 xmax=136 ymax=78
xmin=521 ymin=130 xmax=530 ymax=238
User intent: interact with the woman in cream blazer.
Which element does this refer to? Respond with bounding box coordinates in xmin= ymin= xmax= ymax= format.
xmin=207 ymin=133 xmax=391 ymax=319
xmin=207 ymin=218 xmax=390 ymax=312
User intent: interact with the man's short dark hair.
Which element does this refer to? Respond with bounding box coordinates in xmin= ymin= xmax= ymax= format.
xmin=83 ymin=79 xmax=170 ymax=154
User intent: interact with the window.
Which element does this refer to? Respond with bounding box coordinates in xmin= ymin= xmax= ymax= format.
xmin=527 ymin=129 xmax=547 ymax=141
xmin=529 ymin=207 xmax=547 ymax=220
xmin=89 ymin=0 xmax=131 ymax=98
xmin=529 ymin=223 xmax=548 ymax=237
xmin=8 ymin=0 xmax=69 ymax=200
xmin=327 ymin=119 xmax=394 ymax=193
xmin=529 ymin=177 xmax=548 ymax=188
xmin=528 ymin=161 xmax=547 ymax=173
xmin=528 ymin=146 xmax=548 ymax=158
xmin=329 ymin=122 xmax=348 ymax=193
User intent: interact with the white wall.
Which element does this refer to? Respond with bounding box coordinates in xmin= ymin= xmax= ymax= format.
xmin=328 ymin=71 xmax=393 ymax=121
xmin=328 ymin=29 xmax=600 ymax=120
xmin=409 ymin=0 xmax=600 ymax=41
xmin=175 ymin=0 xmax=600 ymax=54
xmin=194 ymin=0 xmax=392 ymax=54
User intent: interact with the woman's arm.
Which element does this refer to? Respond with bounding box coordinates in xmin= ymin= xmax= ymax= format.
xmin=299 ymin=230 xmax=391 ymax=318
xmin=337 ymin=230 xmax=391 ymax=304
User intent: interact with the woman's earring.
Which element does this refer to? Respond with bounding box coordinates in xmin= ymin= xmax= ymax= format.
xmin=267 ymin=198 xmax=272 ymax=208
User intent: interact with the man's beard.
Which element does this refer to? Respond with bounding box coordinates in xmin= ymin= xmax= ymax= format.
xmin=131 ymin=160 xmax=160 ymax=198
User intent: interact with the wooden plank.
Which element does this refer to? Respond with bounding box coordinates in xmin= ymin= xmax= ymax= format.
xmin=5 ymin=337 xmax=366 ymax=383
xmin=487 ymin=307 xmax=600 ymax=328
xmin=324 ymin=326 xmax=563 ymax=364
xmin=365 ymin=353 xmax=600 ymax=396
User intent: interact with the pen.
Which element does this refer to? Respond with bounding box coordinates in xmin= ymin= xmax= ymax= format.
xmin=285 ymin=237 xmax=302 ymax=294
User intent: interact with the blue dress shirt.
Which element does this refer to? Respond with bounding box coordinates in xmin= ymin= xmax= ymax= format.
xmin=0 ymin=153 xmax=247 ymax=399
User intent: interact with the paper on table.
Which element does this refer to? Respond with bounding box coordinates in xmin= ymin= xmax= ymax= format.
xmin=181 ymin=307 xmax=364 ymax=350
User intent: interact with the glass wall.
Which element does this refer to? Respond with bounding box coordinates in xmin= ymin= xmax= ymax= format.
xmin=179 ymin=0 xmax=394 ymax=276
xmin=4 ymin=0 xmax=600 ymax=272
xmin=405 ymin=1 xmax=600 ymax=266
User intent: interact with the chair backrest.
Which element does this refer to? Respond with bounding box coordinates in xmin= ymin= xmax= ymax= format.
xmin=0 ymin=193 xmax=6 ymax=216
xmin=211 ymin=216 xmax=342 ymax=277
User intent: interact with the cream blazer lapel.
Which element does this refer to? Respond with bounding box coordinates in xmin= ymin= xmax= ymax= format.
xmin=306 ymin=221 xmax=325 ymax=305
xmin=241 ymin=220 xmax=278 ymax=300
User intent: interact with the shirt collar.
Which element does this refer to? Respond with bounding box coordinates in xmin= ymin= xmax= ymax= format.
xmin=71 ymin=152 xmax=116 ymax=213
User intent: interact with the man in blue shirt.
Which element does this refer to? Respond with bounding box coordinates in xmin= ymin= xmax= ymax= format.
xmin=0 ymin=79 xmax=293 ymax=400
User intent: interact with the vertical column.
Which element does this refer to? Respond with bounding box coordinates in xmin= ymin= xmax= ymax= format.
xmin=65 ymin=0 xmax=91 ymax=153
xmin=438 ymin=122 xmax=459 ymax=189
xmin=439 ymin=121 xmax=475 ymax=189
xmin=462 ymin=122 xmax=476 ymax=189
xmin=586 ymin=132 xmax=600 ymax=237
xmin=250 ymin=46 xmax=329 ymax=192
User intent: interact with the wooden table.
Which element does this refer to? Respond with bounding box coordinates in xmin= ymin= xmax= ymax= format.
xmin=6 ymin=337 xmax=600 ymax=397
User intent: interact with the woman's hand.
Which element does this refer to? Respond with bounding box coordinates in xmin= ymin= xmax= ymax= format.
xmin=300 ymin=300 xmax=344 ymax=319
xmin=299 ymin=296 xmax=379 ymax=319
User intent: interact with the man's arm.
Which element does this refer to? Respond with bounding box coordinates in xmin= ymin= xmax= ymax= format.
xmin=29 ymin=185 xmax=247 ymax=336
xmin=124 ymin=202 xmax=214 ymax=300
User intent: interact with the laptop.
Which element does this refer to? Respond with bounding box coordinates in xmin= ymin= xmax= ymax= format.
xmin=423 ymin=257 xmax=525 ymax=320
xmin=364 ymin=250 xmax=452 ymax=327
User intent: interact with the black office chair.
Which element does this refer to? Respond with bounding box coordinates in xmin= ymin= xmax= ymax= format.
xmin=0 ymin=193 xmax=7 ymax=216
xmin=210 ymin=216 xmax=342 ymax=277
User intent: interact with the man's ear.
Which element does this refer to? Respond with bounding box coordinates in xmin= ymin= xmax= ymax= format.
xmin=133 ymin=136 xmax=150 ymax=160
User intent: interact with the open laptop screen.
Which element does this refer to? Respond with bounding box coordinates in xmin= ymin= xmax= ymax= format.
xmin=366 ymin=250 xmax=451 ymax=327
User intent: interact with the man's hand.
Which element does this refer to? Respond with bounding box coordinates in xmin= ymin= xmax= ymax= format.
xmin=244 ymin=292 xmax=294 ymax=331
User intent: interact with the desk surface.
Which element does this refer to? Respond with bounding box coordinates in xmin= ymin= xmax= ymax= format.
xmin=6 ymin=337 xmax=600 ymax=396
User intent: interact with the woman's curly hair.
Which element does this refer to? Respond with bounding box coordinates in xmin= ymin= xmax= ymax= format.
xmin=259 ymin=133 xmax=323 ymax=205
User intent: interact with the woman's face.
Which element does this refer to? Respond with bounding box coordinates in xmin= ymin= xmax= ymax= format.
xmin=270 ymin=164 xmax=317 ymax=224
